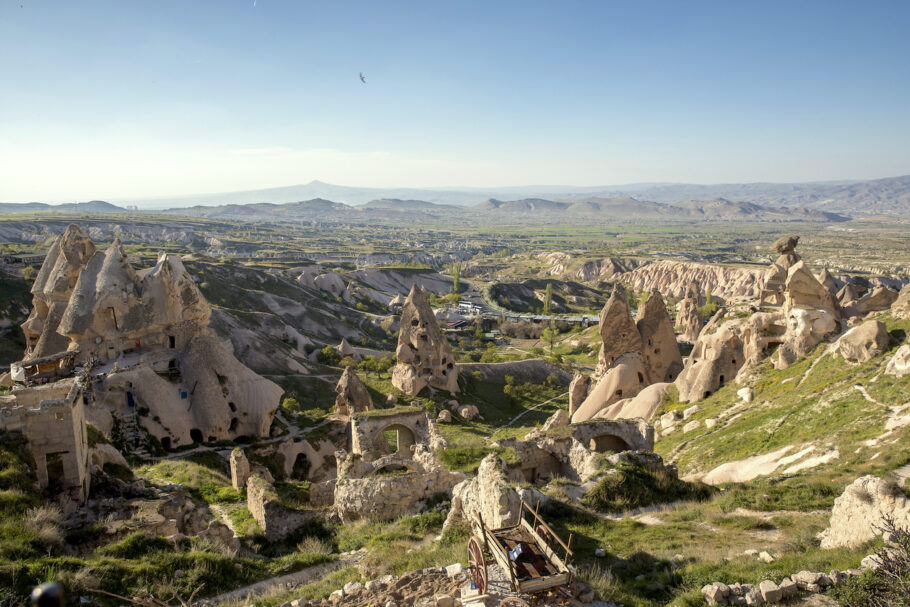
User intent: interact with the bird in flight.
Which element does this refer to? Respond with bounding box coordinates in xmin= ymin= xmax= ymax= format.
xmin=359 ymin=72 xmax=366 ymax=84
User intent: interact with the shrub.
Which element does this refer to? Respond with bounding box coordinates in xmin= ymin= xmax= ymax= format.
xmin=582 ymin=460 xmax=715 ymax=513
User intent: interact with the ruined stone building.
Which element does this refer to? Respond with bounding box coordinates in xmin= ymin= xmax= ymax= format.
xmin=8 ymin=225 xmax=283 ymax=451
xmin=0 ymin=378 xmax=90 ymax=502
xmin=391 ymin=285 xmax=458 ymax=395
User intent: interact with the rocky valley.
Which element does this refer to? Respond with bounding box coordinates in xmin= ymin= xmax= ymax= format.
xmin=0 ymin=213 xmax=906 ymax=607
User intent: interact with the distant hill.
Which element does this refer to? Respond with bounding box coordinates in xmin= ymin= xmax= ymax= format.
xmin=0 ymin=200 xmax=125 ymax=215
xmin=358 ymin=199 xmax=461 ymax=213
xmin=105 ymin=174 xmax=910 ymax=216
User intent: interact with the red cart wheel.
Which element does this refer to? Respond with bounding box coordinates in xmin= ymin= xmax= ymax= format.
xmin=467 ymin=537 xmax=488 ymax=594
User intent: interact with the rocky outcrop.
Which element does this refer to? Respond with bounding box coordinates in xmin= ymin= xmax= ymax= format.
xmin=20 ymin=225 xmax=96 ymax=361
xmin=230 ymin=448 xmax=250 ymax=490
xmin=334 ymin=367 xmax=373 ymax=417
xmin=783 ymin=261 xmax=838 ymax=314
xmin=774 ymin=307 xmax=838 ymax=369
xmin=677 ymin=283 xmax=703 ymax=343
xmin=593 ymin=285 xmax=642 ymax=379
xmin=575 ymin=257 xmax=635 ymax=281
xmin=675 ymin=311 xmax=744 ymax=403
xmin=636 ymin=290 xmax=683 ymax=383
xmin=740 ymin=312 xmax=786 ymax=370
xmin=572 ymin=353 xmax=648 ymax=423
xmin=819 ymin=475 xmax=910 ymax=548
xmin=444 ymin=454 xmax=522 ymax=530
xmin=573 ymin=286 xmax=681 ymax=422
xmin=831 ymin=320 xmax=890 ymax=365
xmin=59 ymin=246 xmax=213 ymax=357
xmin=772 ymin=260 xmax=839 ymax=369
xmin=568 ymin=373 xmax=589 ymax=417
xmin=618 ymin=261 xmax=764 ymax=301
xmin=891 ymin=284 xmax=910 ymax=319
xmin=854 ymin=287 xmax=900 ymax=315
xmin=593 ymin=382 xmax=671 ymax=422
xmin=391 ymin=286 xmax=458 ymax=395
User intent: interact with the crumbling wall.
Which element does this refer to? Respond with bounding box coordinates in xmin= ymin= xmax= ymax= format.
xmin=349 ymin=408 xmax=444 ymax=461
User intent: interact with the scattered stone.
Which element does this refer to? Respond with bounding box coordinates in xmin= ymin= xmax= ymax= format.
xmin=434 ymin=594 xmax=454 ymax=607
xmin=456 ymin=405 xmax=479 ymax=421
xmin=682 ymin=404 xmax=701 ymax=419
xmin=568 ymin=373 xmax=590 ymax=417
xmin=437 ymin=410 xmax=452 ymax=423
xmin=758 ymin=580 xmax=781 ymax=603
xmin=705 ymin=418 xmax=717 ymax=429
xmin=758 ymin=551 xmax=775 ymax=563
xmin=683 ymin=420 xmax=701 ymax=433
xmin=386 ymin=394 xmax=398 ymax=405
xmin=737 ymin=387 xmax=753 ymax=403
xmin=595 ymin=548 xmax=606 ymax=558
xmin=660 ymin=410 xmax=682 ymax=429
xmin=779 ymin=578 xmax=797 ymax=598
xmin=444 ymin=563 xmax=463 ymax=577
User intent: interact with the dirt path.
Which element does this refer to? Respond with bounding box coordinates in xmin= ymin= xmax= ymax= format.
xmin=206 ymin=552 xmax=363 ymax=605
xmin=493 ymin=391 xmax=568 ymax=432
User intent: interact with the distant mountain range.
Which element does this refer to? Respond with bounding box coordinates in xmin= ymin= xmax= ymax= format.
xmin=0 ymin=200 xmax=123 ymax=215
xmin=1 ymin=174 xmax=909 ymax=218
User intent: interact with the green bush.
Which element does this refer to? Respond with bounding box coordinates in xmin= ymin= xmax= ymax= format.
xmin=583 ymin=460 xmax=715 ymax=513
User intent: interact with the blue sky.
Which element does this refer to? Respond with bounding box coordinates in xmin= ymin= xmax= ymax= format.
xmin=1 ymin=0 xmax=909 ymax=201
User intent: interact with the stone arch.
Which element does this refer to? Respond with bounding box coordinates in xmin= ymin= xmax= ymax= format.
xmin=374 ymin=423 xmax=417 ymax=457
xmin=589 ymin=434 xmax=631 ymax=453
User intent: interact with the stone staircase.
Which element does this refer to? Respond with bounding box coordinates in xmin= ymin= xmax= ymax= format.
xmin=119 ymin=410 xmax=151 ymax=458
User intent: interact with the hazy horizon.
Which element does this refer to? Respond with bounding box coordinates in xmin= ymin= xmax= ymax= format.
xmin=2 ymin=1 xmax=909 ymax=201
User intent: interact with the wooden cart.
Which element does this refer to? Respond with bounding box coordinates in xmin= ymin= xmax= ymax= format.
xmin=467 ymin=500 xmax=577 ymax=604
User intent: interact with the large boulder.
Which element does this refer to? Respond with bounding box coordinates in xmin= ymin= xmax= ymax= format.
xmin=831 ymin=320 xmax=890 ymax=365
xmin=636 ymin=290 xmax=683 ymax=383
xmin=819 ymin=475 xmax=910 ymax=548
xmin=391 ymin=285 xmax=458 ymax=395
xmin=885 ymin=344 xmax=910 ymax=378
xmin=571 ymin=352 xmax=648 ymax=423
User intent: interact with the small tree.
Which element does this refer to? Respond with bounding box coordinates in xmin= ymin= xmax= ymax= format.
xmin=318 ymin=345 xmax=341 ymax=366
xmin=542 ymin=324 xmax=557 ymax=354
xmin=21 ymin=266 xmax=36 ymax=282
xmin=543 ymin=283 xmax=553 ymax=316
xmin=450 ymin=262 xmax=461 ymax=295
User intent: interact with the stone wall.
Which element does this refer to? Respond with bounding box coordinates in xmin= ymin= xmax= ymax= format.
xmin=246 ymin=474 xmax=314 ymax=541
xmin=0 ymin=379 xmax=91 ymax=502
